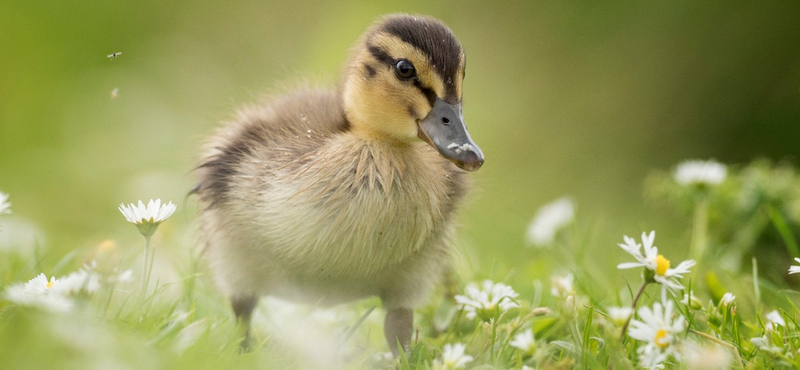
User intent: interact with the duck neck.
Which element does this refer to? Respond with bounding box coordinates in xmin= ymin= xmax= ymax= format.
xmin=349 ymin=124 xmax=415 ymax=148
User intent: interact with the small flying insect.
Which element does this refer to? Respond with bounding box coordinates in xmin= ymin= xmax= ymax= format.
xmin=107 ymin=52 xmax=122 ymax=59
xmin=110 ymin=88 xmax=119 ymax=99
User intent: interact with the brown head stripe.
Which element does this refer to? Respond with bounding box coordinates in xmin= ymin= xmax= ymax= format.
xmin=374 ymin=15 xmax=463 ymax=102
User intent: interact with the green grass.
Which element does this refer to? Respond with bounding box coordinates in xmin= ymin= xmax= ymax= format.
xmin=2 ymin=1 xmax=800 ymax=368
xmin=2 ymin=159 xmax=800 ymax=369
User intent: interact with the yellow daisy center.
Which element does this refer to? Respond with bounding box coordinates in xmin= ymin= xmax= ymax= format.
xmin=46 ymin=280 xmax=55 ymax=289
xmin=655 ymin=255 xmax=670 ymax=276
xmin=654 ymin=329 xmax=670 ymax=349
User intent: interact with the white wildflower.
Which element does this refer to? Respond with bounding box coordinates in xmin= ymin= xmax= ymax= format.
xmin=607 ymin=306 xmax=634 ymax=326
xmin=617 ymin=231 xmax=696 ymax=290
xmin=719 ymin=293 xmax=735 ymax=307
xmin=681 ymin=291 xmax=702 ymax=310
xmin=674 ymin=160 xmax=727 ymax=186
xmin=455 ymin=280 xmax=519 ymax=321
xmin=110 ymin=268 xmax=134 ymax=284
xmin=628 ymin=300 xmax=686 ymax=368
xmin=54 ymin=262 xmax=104 ymax=294
xmin=750 ymin=335 xmax=782 ymax=354
xmin=765 ymin=310 xmax=785 ymax=331
xmin=23 ymin=273 xmax=57 ymax=293
xmin=57 ymin=270 xmax=101 ymax=294
xmin=683 ymin=342 xmax=732 ymax=370
xmin=750 ymin=312 xmax=787 ymax=353
xmin=509 ymin=329 xmax=537 ymax=354
xmin=174 ymin=319 xmax=208 ymax=354
xmin=433 ymin=343 xmax=473 ymax=370
xmin=118 ymin=199 xmax=176 ymax=238
xmin=551 ymin=274 xmax=575 ymax=298
xmin=531 ymin=307 xmax=550 ymax=316
xmin=526 ymin=197 xmax=574 ymax=247
xmin=789 ymin=258 xmax=800 ymax=274
xmin=3 ymin=273 xmax=73 ymax=312
xmin=0 ymin=191 xmax=10 ymax=215
xmin=371 ymin=352 xmax=394 ymax=362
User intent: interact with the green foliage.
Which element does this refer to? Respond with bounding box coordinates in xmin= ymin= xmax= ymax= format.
xmin=2 ymin=1 xmax=800 ymax=368
xmin=8 ymin=161 xmax=800 ymax=368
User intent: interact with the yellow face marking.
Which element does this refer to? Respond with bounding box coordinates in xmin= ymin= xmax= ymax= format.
xmin=369 ymin=32 xmax=446 ymax=101
xmin=342 ymin=31 xmax=464 ymax=142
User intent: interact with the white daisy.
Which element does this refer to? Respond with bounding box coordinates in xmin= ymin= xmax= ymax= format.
xmin=526 ymin=197 xmax=575 ymax=247
xmin=607 ymin=306 xmax=634 ymax=326
xmin=433 ymin=343 xmax=473 ymax=370
xmin=118 ymin=199 xmax=176 ymax=238
xmin=57 ymin=271 xmax=99 ymax=295
xmin=25 ymin=273 xmax=57 ymax=292
xmin=55 ymin=263 xmax=103 ymax=294
xmin=789 ymin=258 xmax=800 ymax=274
xmin=509 ymin=329 xmax=537 ymax=354
xmin=674 ymin=160 xmax=727 ymax=186
xmin=455 ymin=280 xmax=519 ymax=321
xmin=0 ymin=191 xmax=10 ymax=215
xmin=551 ymin=274 xmax=575 ymax=298
xmin=617 ymin=231 xmax=696 ymax=290
xmin=3 ymin=273 xmax=73 ymax=312
xmin=628 ymin=300 xmax=686 ymax=368
xmin=719 ymin=293 xmax=735 ymax=307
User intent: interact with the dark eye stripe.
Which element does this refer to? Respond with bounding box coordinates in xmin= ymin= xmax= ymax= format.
xmin=368 ymin=45 xmax=394 ymax=66
xmin=368 ymin=44 xmax=438 ymax=107
xmin=364 ymin=64 xmax=376 ymax=78
xmin=413 ymin=79 xmax=437 ymax=107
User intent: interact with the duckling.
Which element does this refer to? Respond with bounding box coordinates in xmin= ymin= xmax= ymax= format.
xmin=195 ymin=14 xmax=484 ymax=355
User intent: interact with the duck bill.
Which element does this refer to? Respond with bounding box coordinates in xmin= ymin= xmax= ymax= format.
xmin=417 ymin=99 xmax=485 ymax=171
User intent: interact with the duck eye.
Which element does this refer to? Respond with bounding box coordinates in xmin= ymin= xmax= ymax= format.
xmin=394 ymin=60 xmax=416 ymax=80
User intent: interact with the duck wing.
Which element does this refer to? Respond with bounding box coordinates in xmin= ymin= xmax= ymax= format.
xmin=194 ymin=88 xmax=349 ymax=206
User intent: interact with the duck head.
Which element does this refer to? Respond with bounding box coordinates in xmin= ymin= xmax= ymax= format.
xmin=342 ymin=14 xmax=484 ymax=171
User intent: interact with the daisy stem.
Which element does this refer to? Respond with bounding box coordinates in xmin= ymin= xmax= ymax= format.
xmin=146 ymin=240 xmax=156 ymax=294
xmin=140 ymin=235 xmax=151 ymax=298
xmin=620 ymin=281 xmax=649 ymax=341
xmin=103 ymin=282 xmax=116 ymax=317
xmin=490 ymin=317 xmax=497 ymax=363
xmin=690 ymin=196 xmax=709 ymax=266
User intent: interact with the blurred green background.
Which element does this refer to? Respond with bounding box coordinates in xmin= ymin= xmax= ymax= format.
xmin=1 ymin=1 xmax=799 ymax=286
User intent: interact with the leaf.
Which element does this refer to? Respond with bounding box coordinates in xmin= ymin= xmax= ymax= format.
xmin=407 ymin=342 xmax=429 ymax=370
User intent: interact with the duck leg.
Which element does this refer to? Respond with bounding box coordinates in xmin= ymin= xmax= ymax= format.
xmin=231 ymin=295 xmax=258 ymax=350
xmin=384 ymin=307 xmax=413 ymax=357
